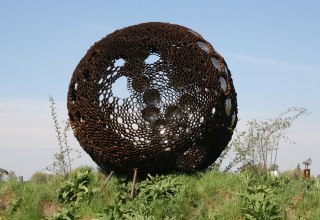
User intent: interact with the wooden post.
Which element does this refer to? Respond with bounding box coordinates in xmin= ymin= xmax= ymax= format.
xmin=106 ymin=170 xmax=114 ymax=182
xmin=304 ymin=169 xmax=310 ymax=178
xmin=102 ymin=170 xmax=114 ymax=190
xmin=130 ymin=168 xmax=138 ymax=198
xmin=18 ymin=176 xmax=23 ymax=182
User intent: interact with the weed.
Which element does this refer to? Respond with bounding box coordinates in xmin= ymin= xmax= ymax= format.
xmin=8 ymin=197 xmax=22 ymax=214
xmin=44 ymin=207 xmax=78 ymax=220
xmin=2 ymin=169 xmax=320 ymax=219
xmin=240 ymin=173 xmax=282 ymax=219
xmin=138 ymin=174 xmax=182 ymax=201
xmin=98 ymin=174 xmax=183 ymax=219
xmin=57 ymin=168 xmax=97 ymax=207
xmin=46 ymin=96 xmax=81 ymax=177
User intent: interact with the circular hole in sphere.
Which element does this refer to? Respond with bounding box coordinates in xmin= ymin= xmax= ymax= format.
xmin=197 ymin=41 xmax=210 ymax=53
xmin=141 ymin=106 xmax=160 ymax=122
xmin=165 ymin=105 xmax=182 ymax=120
xmin=219 ymin=77 xmax=227 ymax=92
xmin=225 ymin=98 xmax=232 ymax=116
xmin=211 ymin=57 xmax=221 ymax=71
xmin=143 ymin=89 xmax=161 ymax=106
xmin=132 ymin=76 xmax=150 ymax=92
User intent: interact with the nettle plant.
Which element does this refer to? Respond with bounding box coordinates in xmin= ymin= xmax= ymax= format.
xmin=57 ymin=168 xmax=98 ymax=207
xmin=137 ymin=174 xmax=182 ymax=201
xmin=98 ymin=174 xmax=183 ymax=220
xmin=46 ymin=168 xmax=98 ymax=220
xmin=240 ymin=173 xmax=282 ymax=220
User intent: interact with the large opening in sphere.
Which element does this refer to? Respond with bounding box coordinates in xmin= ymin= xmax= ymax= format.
xmin=112 ymin=76 xmax=131 ymax=99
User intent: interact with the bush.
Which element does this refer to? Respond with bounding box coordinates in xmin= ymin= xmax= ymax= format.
xmin=30 ymin=172 xmax=55 ymax=184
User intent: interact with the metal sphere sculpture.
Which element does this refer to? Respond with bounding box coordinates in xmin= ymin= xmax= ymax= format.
xmin=67 ymin=22 xmax=238 ymax=174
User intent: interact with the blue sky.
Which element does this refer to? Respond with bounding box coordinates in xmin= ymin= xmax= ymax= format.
xmin=1 ymin=1 xmax=320 ymax=179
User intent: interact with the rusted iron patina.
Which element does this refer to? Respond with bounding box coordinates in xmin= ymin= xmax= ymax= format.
xmin=67 ymin=22 xmax=238 ymax=174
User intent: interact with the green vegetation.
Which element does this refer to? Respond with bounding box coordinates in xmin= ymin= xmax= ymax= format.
xmin=1 ymin=167 xmax=320 ymax=220
xmin=1 ymin=103 xmax=312 ymax=219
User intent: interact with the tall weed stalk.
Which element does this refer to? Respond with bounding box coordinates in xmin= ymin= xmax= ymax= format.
xmin=46 ymin=96 xmax=80 ymax=177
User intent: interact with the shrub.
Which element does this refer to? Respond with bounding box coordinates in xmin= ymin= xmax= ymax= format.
xmin=30 ymin=172 xmax=55 ymax=184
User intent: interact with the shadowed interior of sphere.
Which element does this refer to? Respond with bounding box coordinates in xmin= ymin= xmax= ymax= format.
xmin=67 ymin=22 xmax=238 ymax=174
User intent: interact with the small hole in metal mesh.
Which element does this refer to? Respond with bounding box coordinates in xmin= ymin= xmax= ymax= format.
xmin=159 ymin=127 xmax=166 ymax=135
xmin=108 ymin=96 xmax=114 ymax=104
xmin=117 ymin=99 xmax=124 ymax=106
xmin=132 ymin=123 xmax=139 ymax=130
xmin=117 ymin=117 xmax=123 ymax=124
xmin=114 ymin=58 xmax=125 ymax=67
xmin=99 ymin=94 xmax=104 ymax=102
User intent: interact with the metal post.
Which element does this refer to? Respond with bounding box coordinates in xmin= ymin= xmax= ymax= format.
xmin=130 ymin=168 xmax=138 ymax=198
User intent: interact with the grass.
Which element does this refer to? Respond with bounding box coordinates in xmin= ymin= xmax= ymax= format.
xmin=0 ymin=167 xmax=320 ymax=220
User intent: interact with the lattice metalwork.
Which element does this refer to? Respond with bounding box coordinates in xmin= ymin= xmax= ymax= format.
xmin=67 ymin=22 xmax=238 ymax=174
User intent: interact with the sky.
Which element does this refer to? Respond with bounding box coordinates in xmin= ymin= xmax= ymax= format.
xmin=0 ymin=1 xmax=319 ymax=180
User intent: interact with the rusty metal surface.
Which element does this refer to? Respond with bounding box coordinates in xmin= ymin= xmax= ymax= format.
xmin=67 ymin=22 xmax=238 ymax=174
